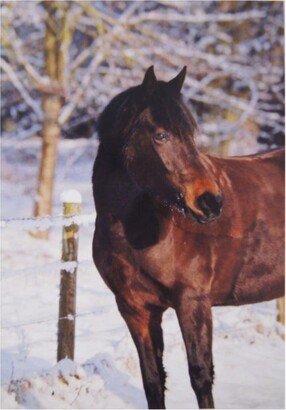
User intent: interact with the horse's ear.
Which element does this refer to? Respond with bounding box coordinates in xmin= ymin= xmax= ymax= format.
xmin=142 ymin=66 xmax=157 ymax=90
xmin=168 ymin=66 xmax=187 ymax=93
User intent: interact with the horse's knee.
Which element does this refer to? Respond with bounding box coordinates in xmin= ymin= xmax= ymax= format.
xmin=189 ymin=362 xmax=214 ymax=395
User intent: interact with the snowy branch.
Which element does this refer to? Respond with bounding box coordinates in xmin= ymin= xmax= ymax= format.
xmin=0 ymin=57 xmax=43 ymax=120
xmin=1 ymin=1 xmax=284 ymax=147
xmin=128 ymin=9 xmax=266 ymax=25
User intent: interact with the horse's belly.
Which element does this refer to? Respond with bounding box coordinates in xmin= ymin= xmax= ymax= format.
xmin=229 ymin=224 xmax=285 ymax=305
xmin=232 ymin=259 xmax=285 ymax=305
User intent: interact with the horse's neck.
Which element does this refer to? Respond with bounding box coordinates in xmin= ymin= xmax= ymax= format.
xmin=93 ymin=143 xmax=143 ymax=219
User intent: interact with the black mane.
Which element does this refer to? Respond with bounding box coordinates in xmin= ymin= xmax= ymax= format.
xmin=96 ymin=86 xmax=142 ymax=150
xmin=96 ymin=80 xmax=198 ymax=153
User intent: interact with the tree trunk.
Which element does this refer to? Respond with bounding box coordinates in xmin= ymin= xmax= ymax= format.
xmin=33 ymin=96 xmax=61 ymax=236
xmin=32 ymin=2 xmax=65 ymax=239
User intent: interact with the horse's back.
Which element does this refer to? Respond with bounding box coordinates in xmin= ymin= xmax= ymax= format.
xmin=213 ymin=148 xmax=284 ymax=199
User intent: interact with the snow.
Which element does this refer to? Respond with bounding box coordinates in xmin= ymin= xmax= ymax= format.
xmin=60 ymin=190 xmax=82 ymax=205
xmin=1 ymin=137 xmax=285 ymax=409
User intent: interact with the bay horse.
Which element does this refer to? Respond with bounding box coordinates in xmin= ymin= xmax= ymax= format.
xmin=92 ymin=66 xmax=285 ymax=409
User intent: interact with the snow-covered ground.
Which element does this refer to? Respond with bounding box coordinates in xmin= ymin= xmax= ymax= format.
xmin=1 ymin=137 xmax=285 ymax=409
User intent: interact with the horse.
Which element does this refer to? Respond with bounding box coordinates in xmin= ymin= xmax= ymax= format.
xmin=92 ymin=66 xmax=285 ymax=409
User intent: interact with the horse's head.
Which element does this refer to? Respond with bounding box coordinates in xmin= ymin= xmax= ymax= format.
xmin=97 ymin=66 xmax=222 ymax=224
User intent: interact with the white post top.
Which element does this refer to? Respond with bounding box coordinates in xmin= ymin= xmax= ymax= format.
xmin=60 ymin=190 xmax=82 ymax=204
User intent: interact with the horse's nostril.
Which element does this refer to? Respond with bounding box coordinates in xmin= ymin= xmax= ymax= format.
xmin=197 ymin=192 xmax=222 ymax=218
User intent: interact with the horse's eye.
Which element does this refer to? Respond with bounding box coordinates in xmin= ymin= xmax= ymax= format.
xmin=154 ymin=132 xmax=169 ymax=143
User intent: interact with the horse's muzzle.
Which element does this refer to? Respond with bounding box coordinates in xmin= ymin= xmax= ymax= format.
xmin=195 ymin=192 xmax=222 ymax=223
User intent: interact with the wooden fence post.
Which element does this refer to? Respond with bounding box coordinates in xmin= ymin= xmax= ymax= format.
xmin=57 ymin=190 xmax=81 ymax=362
xmin=277 ymin=297 xmax=285 ymax=326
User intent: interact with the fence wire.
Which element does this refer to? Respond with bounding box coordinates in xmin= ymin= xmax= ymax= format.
xmin=2 ymin=260 xmax=94 ymax=279
xmin=1 ymin=307 xmax=112 ymax=330
xmin=1 ymin=211 xmax=98 ymax=331
xmin=0 ymin=213 xmax=96 ymax=230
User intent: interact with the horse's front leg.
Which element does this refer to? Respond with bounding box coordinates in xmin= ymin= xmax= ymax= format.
xmin=175 ymin=290 xmax=214 ymax=409
xmin=117 ymin=299 xmax=166 ymax=409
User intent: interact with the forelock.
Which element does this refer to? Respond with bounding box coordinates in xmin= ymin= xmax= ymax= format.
xmin=149 ymin=85 xmax=198 ymax=139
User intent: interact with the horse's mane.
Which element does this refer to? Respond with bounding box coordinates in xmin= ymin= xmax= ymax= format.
xmin=96 ymin=81 xmax=198 ymax=151
xmin=96 ymin=86 xmax=141 ymax=149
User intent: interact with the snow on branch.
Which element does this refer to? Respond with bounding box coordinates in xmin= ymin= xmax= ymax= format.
xmin=0 ymin=57 xmax=43 ymax=120
xmin=2 ymin=1 xmax=284 ymax=147
xmin=128 ymin=10 xmax=266 ymax=25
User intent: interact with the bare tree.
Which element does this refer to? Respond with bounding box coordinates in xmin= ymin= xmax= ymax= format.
xmin=1 ymin=1 xmax=104 ymax=237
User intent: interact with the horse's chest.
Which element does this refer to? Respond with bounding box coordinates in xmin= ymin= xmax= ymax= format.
xmin=134 ymin=227 xmax=211 ymax=289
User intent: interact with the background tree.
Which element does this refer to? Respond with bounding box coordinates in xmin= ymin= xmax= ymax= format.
xmin=33 ymin=1 xmax=66 ymax=238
